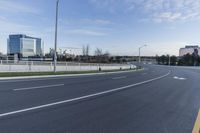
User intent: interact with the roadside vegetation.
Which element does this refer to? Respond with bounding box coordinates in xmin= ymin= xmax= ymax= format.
xmin=156 ymin=53 xmax=200 ymax=66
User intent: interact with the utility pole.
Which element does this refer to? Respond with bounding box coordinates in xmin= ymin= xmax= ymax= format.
xmin=168 ymin=55 xmax=171 ymax=66
xmin=139 ymin=45 xmax=147 ymax=64
xmin=54 ymin=0 xmax=59 ymax=73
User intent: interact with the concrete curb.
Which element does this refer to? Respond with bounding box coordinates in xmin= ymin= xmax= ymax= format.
xmin=0 ymin=69 xmax=143 ymax=80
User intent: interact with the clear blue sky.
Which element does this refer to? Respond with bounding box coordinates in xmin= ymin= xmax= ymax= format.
xmin=0 ymin=0 xmax=200 ymax=56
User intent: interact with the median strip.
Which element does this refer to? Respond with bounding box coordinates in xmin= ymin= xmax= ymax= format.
xmin=0 ymin=71 xmax=170 ymax=118
xmin=192 ymin=109 xmax=200 ymax=133
xmin=13 ymin=84 xmax=64 ymax=91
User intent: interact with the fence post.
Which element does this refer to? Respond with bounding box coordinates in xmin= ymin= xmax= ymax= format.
xmin=50 ymin=62 xmax=52 ymax=71
xmin=31 ymin=61 xmax=33 ymax=71
xmin=9 ymin=64 xmax=11 ymax=72
xmin=79 ymin=63 xmax=81 ymax=71
xmin=28 ymin=62 xmax=31 ymax=71
xmin=98 ymin=64 xmax=101 ymax=71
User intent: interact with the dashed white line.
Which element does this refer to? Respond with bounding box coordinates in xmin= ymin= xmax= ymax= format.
xmin=141 ymin=73 xmax=148 ymax=75
xmin=0 ymin=71 xmax=170 ymax=118
xmin=173 ymin=76 xmax=179 ymax=79
xmin=173 ymin=76 xmax=186 ymax=80
xmin=179 ymin=78 xmax=186 ymax=80
xmin=112 ymin=76 xmax=127 ymax=80
xmin=13 ymin=84 xmax=65 ymax=91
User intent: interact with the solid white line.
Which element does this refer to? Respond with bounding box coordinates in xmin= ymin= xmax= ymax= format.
xmin=13 ymin=84 xmax=64 ymax=91
xmin=112 ymin=76 xmax=127 ymax=80
xmin=0 ymin=71 xmax=170 ymax=118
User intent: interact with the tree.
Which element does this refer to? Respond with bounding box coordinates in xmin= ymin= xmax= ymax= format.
xmin=102 ymin=51 xmax=110 ymax=63
xmin=192 ymin=49 xmax=199 ymax=66
xmin=160 ymin=55 xmax=168 ymax=65
xmin=85 ymin=45 xmax=90 ymax=56
xmin=82 ymin=44 xmax=90 ymax=62
xmin=82 ymin=45 xmax=86 ymax=56
xmin=94 ymin=48 xmax=103 ymax=56
xmin=82 ymin=44 xmax=90 ymax=56
xmin=156 ymin=55 xmax=177 ymax=65
xmin=170 ymin=56 xmax=177 ymax=65
xmin=178 ymin=53 xmax=194 ymax=66
xmin=94 ymin=48 xmax=103 ymax=63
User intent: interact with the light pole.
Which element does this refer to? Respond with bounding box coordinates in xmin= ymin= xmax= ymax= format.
xmin=139 ymin=45 xmax=147 ymax=64
xmin=168 ymin=55 xmax=171 ymax=66
xmin=54 ymin=0 xmax=59 ymax=73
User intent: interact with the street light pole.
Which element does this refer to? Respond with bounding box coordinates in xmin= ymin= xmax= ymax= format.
xmin=54 ymin=0 xmax=59 ymax=73
xmin=168 ymin=55 xmax=171 ymax=66
xmin=138 ymin=45 xmax=147 ymax=64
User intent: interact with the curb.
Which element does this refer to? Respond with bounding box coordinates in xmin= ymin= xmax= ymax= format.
xmin=0 ymin=69 xmax=143 ymax=80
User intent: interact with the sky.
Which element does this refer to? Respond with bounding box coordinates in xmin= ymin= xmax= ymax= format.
xmin=0 ymin=0 xmax=200 ymax=56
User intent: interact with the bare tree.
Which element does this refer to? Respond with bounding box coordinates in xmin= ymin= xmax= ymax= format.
xmin=94 ymin=48 xmax=103 ymax=63
xmin=82 ymin=45 xmax=90 ymax=62
xmin=82 ymin=45 xmax=86 ymax=56
xmin=82 ymin=45 xmax=90 ymax=56
xmin=85 ymin=45 xmax=90 ymax=62
xmin=85 ymin=45 xmax=90 ymax=56
xmin=94 ymin=48 xmax=103 ymax=56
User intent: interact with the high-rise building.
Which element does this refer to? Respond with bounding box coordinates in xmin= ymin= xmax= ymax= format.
xmin=7 ymin=34 xmax=43 ymax=58
xmin=179 ymin=45 xmax=200 ymax=56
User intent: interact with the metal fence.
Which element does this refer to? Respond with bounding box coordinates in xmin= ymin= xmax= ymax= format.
xmin=0 ymin=60 xmax=136 ymax=72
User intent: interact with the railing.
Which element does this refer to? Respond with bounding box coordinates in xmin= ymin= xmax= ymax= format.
xmin=0 ymin=60 xmax=136 ymax=72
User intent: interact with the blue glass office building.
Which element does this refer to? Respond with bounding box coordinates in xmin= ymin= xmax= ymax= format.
xmin=7 ymin=34 xmax=43 ymax=57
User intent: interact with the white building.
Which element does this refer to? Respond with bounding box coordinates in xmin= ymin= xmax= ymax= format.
xmin=179 ymin=45 xmax=200 ymax=56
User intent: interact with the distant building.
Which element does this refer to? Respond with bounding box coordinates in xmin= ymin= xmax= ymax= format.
xmin=7 ymin=34 xmax=43 ymax=58
xmin=179 ymin=45 xmax=200 ymax=56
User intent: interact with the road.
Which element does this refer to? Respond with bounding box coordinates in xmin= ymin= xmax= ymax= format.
xmin=0 ymin=65 xmax=199 ymax=133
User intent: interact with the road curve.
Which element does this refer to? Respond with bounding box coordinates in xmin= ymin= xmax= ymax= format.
xmin=0 ymin=65 xmax=199 ymax=133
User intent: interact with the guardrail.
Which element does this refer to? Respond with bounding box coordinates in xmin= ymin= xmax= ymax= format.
xmin=0 ymin=60 xmax=136 ymax=72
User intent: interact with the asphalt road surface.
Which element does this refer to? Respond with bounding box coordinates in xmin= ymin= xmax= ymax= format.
xmin=0 ymin=65 xmax=199 ymax=133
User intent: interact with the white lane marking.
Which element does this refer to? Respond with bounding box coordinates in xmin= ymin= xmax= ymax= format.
xmin=142 ymin=73 xmax=147 ymax=75
xmin=112 ymin=76 xmax=127 ymax=80
xmin=0 ymin=71 xmax=170 ymax=118
xmin=173 ymin=76 xmax=187 ymax=80
xmin=13 ymin=84 xmax=64 ymax=91
xmin=173 ymin=76 xmax=179 ymax=79
xmin=179 ymin=78 xmax=186 ymax=80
